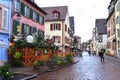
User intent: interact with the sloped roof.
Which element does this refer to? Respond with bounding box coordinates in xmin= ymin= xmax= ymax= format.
xmin=26 ymin=0 xmax=47 ymax=15
xmin=41 ymin=6 xmax=68 ymax=21
xmin=95 ymin=19 xmax=107 ymax=34
xmin=69 ymin=16 xmax=75 ymax=33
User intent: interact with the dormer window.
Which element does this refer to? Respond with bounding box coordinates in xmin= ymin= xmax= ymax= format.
xmin=53 ymin=10 xmax=60 ymax=19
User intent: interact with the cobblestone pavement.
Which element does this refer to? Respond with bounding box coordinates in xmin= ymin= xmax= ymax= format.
xmin=30 ymin=51 xmax=120 ymax=80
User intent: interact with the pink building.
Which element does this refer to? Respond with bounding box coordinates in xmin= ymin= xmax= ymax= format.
xmin=11 ymin=0 xmax=47 ymax=37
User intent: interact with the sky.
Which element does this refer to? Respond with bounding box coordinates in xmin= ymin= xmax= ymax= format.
xmin=34 ymin=0 xmax=111 ymax=42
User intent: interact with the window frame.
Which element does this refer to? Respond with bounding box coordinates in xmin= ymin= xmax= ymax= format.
xmin=2 ymin=7 xmax=8 ymax=29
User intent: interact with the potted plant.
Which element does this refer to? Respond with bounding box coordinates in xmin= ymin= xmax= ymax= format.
xmin=13 ymin=52 xmax=22 ymax=67
xmin=0 ymin=63 xmax=14 ymax=80
xmin=33 ymin=60 xmax=39 ymax=69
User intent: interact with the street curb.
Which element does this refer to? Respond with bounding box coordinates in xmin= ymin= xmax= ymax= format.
xmin=12 ymin=58 xmax=80 ymax=79
xmin=20 ymin=74 xmax=37 ymax=80
xmin=47 ymin=59 xmax=80 ymax=72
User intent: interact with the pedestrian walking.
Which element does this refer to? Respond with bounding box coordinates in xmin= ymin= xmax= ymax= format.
xmin=99 ymin=49 xmax=105 ymax=62
xmin=88 ymin=50 xmax=91 ymax=56
xmin=79 ymin=50 xmax=82 ymax=58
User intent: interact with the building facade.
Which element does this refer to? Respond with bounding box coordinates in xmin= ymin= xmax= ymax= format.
xmin=115 ymin=0 xmax=120 ymax=58
xmin=11 ymin=0 xmax=46 ymax=40
xmin=42 ymin=6 xmax=72 ymax=54
xmin=0 ymin=0 xmax=11 ymax=66
xmin=94 ymin=19 xmax=107 ymax=54
xmin=107 ymin=0 xmax=116 ymax=56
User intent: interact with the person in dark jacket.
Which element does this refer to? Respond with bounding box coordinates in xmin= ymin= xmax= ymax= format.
xmin=99 ymin=49 xmax=105 ymax=62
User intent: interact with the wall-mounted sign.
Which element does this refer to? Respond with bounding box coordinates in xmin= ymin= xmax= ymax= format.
xmin=26 ymin=35 xmax=33 ymax=43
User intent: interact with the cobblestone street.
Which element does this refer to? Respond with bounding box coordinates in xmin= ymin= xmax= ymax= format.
xmin=30 ymin=51 xmax=120 ymax=80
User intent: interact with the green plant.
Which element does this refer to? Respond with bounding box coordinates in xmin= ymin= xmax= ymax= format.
xmin=39 ymin=61 xmax=44 ymax=66
xmin=33 ymin=60 xmax=39 ymax=66
xmin=13 ymin=52 xmax=22 ymax=67
xmin=65 ymin=54 xmax=73 ymax=63
xmin=13 ymin=52 xmax=22 ymax=59
xmin=52 ymin=54 xmax=59 ymax=65
xmin=0 ymin=63 xmax=14 ymax=79
xmin=61 ymin=59 xmax=67 ymax=64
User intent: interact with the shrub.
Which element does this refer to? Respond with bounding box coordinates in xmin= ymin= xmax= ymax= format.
xmin=0 ymin=63 xmax=14 ymax=79
xmin=65 ymin=54 xmax=73 ymax=63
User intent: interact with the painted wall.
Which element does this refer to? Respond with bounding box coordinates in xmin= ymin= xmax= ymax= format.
xmin=115 ymin=0 xmax=120 ymax=57
xmin=0 ymin=0 xmax=11 ymax=65
xmin=45 ymin=21 xmax=63 ymax=45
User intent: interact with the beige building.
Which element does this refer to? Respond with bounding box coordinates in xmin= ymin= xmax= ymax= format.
xmin=42 ymin=6 xmax=72 ymax=54
xmin=107 ymin=1 xmax=116 ymax=56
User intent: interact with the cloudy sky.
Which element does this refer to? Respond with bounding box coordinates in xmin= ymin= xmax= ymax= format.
xmin=35 ymin=0 xmax=110 ymax=42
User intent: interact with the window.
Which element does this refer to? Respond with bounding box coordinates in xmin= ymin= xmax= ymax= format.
xmin=107 ymin=30 xmax=110 ymax=37
xmin=13 ymin=0 xmax=20 ymax=12
xmin=39 ymin=15 xmax=44 ymax=25
xmin=2 ymin=8 xmax=8 ymax=29
xmin=117 ymin=2 xmax=120 ymax=11
xmin=25 ymin=6 xmax=30 ymax=17
xmin=50 ymin=23 xmax=61 ymax=30
xmin=21 ymin=24 xmax=37 ymax=35
xmin=112 ymin=42 xmax=116 ymax=50
xmin=65 ymin=24 xmax=67 ymax=31
xmin=107 ymin=41 xmax=111 ymax=49
xmin=33 ymin=11 xmax=37 ymax=21
xmin=118 ymin=29 xmax=120 ymax=37
xmin=12 ymin=20 xmax=20 ymax=35
xmin=118 ymin=41 xmax=120 ymax=48
xmin=21 ymin=3 xmax=25 ymax=15
xmin=21 ymin=24 xmax=30 ymax=35
xmin=53 ymin=10 xmax=60 ymax=19
xmin=53 ymin=13 xmax=59 ymax=19
xmin=38 ymin=29 xmax=44 ymax=38
xmin=53 ymin=36 xmax=61 ymax=43
xmin=65 ymin=37 xmax=69 ymax=44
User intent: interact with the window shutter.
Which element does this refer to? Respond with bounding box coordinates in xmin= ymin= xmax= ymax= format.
xmin=30 ymin=8 xmax=33 ymax=19
xmin=58 ymin=24 xmax=61 ymax=30
xmin=118 ymin=2 xmax=120 ymax=10
xmin=21 ymin=3 xmax=25 ymax=15
xmin=50 ymin=24 xmax=53 ymax=30
xmin=21 ymin=23 xmax=25 ymax=35
xmin=29 ymin=26 xmax=32 ymax=35
xmin=33 ymin=27 xmax=37 ymax=33
xmin=37 ymin=13 xmax=39 ymax=22
xmin=38 ymin=29 xmax=40 ymax=35
xmin=42 ymin=17 xmax=44 ymax=25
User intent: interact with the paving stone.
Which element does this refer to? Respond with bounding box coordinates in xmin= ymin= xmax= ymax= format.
xmin=30 ymin=51 xmax=120 ymax=80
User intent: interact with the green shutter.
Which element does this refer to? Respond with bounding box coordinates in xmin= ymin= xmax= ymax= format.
xmin=30 ymin=8 xmax=33 ymax=19
xmin=33 ymin=27 xmax=37 ymax=33
xmin=29 ymin=26 xmax=32 ymax=35
xmin=38 ymin=29 xmax=40 ymax=35
xmin=42 ymin=17 xmax=44 ymax=25
xmin=37 ymin=13 xmax=39 ymax=22
xmin=21 ymin=23 xmax=25 ymax=35
xmin=21 ymin=3 xmax=25 ymax=15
